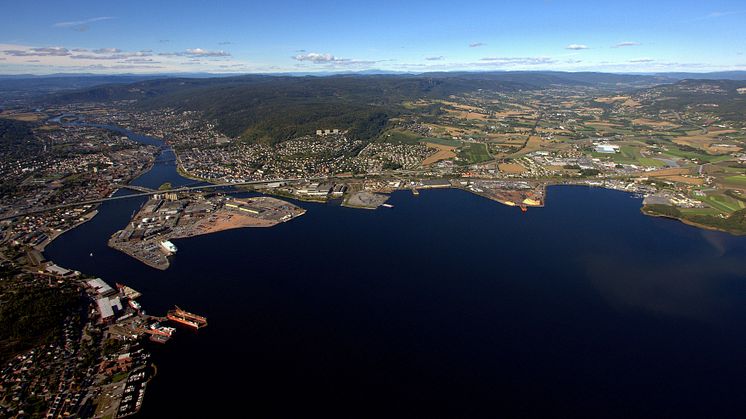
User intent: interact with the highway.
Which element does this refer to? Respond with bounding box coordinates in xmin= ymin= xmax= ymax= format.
xmin=0 ymin=177 xmax=329 ymax=221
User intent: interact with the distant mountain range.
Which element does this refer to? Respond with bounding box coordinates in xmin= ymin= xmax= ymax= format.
xmin=2 ymin=69 xmax=746 ymax=82
xmin=2 ymin=70 xmax=745 ymax=98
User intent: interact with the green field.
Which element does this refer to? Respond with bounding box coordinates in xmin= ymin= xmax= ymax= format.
xmin=724 ymin=174 xmax=746 ymax=186
xmin=380 ymin=129 xmax=421 ymax=144
xmin=638 ymin=157 xmax=666 ymax=167
xmin=702 ymin=193 xmax=746 ymax=213
xmin=380 ymin=129 xmax=461 ymax=147
xmin=423 ymin=137 xmax=462 ymax=147
xmin=458 ymin=142 xmax=491 ymax=164
xmin=661 ymin=147 xmax=732 ymax=163
xmin=680 ymin=207 xmax=723 ymax=216
xmin=592 ymin=144 xmax=665 ymax=167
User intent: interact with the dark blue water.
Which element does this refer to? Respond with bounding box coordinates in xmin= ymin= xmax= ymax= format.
xmin=45 ymin=130 xmax=746 ymax=418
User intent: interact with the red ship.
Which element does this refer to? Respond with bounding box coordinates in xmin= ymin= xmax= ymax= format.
xmin=167 ymin=306 xmax=208 ymax=329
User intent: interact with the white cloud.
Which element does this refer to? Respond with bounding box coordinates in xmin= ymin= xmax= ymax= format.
xmin=92 ymin=48 xmax=122 ymax=54
xmin=120 ymin=58 xmax=158 ymax=63
xmin=685 ymin=10 xmax=746 ymax=23
xmin=469 ymin=42 xmax=485 ymax=48
xmin=3 ymin=47 xmax=71 ymax=57
xmin=70 ymin=50 xmax=152 ymax=60
xmin=565 ymin=44 xmax=589 ymax=50
xmin=703 ymin=10 xmax=745 ymax=19
xmin=480 ymin=56 xmax=556 ymax=65
xmin=185 ymin=48 xmax=230 ymax=57
xmin=53 ymin=17 xmax=113 ymax=32
xmin=291 ymin=52 xmax=387 ymax=67
xmin=159 ymin=48 xmax=231 ymax=58
xmin=292 ymin=52 xmax=346 ymax=63
xmin=425 ymin=56 xmax=445 ymax=61
xmin=614 ymin=41 xmax=641 ymax=48
xmin=53 ymin=16 xmax=113 ymax=27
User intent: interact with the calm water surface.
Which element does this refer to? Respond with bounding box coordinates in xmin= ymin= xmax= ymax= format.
xmin=45 ymin=129 xmax=746 ymax=417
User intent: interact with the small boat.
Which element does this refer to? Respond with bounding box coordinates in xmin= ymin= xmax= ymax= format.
xmin=381 ymin=203 xmax=394 ymax=208
xmin=150 ymin=334 xmax=171 ymax=344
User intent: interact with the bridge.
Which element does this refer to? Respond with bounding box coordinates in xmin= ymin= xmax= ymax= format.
xmin=114 ymin=184 xmax=156 ymax=193
xmin=0 ymin=177 xmax=329 ymax=222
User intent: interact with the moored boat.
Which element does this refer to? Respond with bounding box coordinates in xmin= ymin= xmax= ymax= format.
xmin=167 ymin=306 xmax=208 ymax=329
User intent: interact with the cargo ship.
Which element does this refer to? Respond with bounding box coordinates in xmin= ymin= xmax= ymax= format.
xmin=160 ymin=240 xmax=178 ymax=255
xmin=167 ymin=306 xmax=208 ymax=329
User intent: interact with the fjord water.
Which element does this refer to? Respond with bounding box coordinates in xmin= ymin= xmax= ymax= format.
xmin=45 ymin=130 xmax=746 ymax=417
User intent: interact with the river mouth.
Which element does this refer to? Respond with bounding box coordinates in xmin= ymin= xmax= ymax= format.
xmin=43 ymin=126 xmax=746 ymax=417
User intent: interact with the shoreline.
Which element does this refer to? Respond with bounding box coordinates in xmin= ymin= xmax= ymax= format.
xmin=36 ymin=209 xmax=99 ymax=254
xmin=641 ymin=207 xmax=746 ymax=236
xmin=38 ymin=156 xmax=159 ymax=257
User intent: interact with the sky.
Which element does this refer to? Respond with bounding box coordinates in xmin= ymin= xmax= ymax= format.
xmin=0 ymin=0 xmax=745 ymax=75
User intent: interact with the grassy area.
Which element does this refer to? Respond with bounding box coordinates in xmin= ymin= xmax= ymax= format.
xmin=380 ymin=129 xmax=461 ymax=147
xmin=111 ymin=372 xmax=128 ymax=383
xmin=723 ymin=174 xmax=746 ymax=186
xmin=638 ymin=157 xmax=666 ymax=167
xmin=458 ymin=142 xmax=491 ymax=164
xmin=379 ymin=129 xmax=421 ymax=144
xmin=644 ymin=205 xmax=746 ymax=235
xmin=591 ymin=144 xmax=665 ymax=167
xmin=680 ymin=207 xmax=723 ymax=216
xmin=158 ymin=182 xmax=173 ymax=191
xmin=702 ymin=193 xmax=745 ymax=213
xmin=661 ymin=147 xmax=732 ymax=163
xmin=424 ymin=137 xmax=462 ymax=147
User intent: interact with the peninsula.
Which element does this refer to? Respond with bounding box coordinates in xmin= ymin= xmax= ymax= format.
xmin=108 ymin=193 xmax=305 ymax=269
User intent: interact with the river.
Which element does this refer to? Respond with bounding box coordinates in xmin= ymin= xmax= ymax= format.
xmin=44 ymin=127 xmax=746 ymax=417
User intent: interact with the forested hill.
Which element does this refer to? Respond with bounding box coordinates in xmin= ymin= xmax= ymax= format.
xmin=0 ymin=118 xmax=39 ymax=157
xmin=45 ymin=72 xmax=673 ymax=143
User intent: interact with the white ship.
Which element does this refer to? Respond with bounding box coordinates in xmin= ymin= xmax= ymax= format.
xmin=160 ymin=240 xmax=178 ymax=254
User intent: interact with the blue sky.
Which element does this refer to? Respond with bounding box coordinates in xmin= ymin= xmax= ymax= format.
xmin=1 ymin=0 xmax=744 ymax=74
